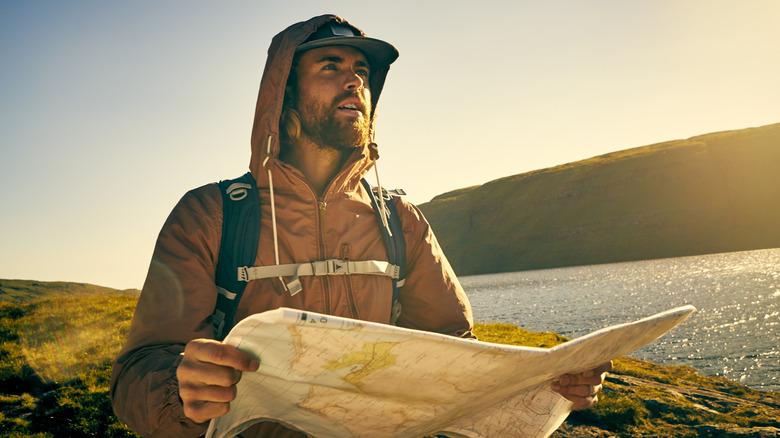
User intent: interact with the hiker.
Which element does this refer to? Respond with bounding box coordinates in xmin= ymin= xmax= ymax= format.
xmin=110 ymin=14 xmax=611 ymax=437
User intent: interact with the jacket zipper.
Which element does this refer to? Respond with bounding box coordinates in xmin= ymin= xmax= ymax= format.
xmin=317 ymin=200 xmax=331 ymax=313
xmin=284 ymin=161 xmax=361 ymax=315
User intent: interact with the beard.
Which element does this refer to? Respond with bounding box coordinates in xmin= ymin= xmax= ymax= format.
xmin=296 ymin=90 xmax=371 ymax=152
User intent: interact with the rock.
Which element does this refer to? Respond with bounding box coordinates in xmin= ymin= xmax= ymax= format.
xmin=695 ymin=424 xmax=780 ymax=437
xmin=551 ymin=422 xmax=617 ymax=437
xmin=643 ymin=398 xmax=670 ymax=415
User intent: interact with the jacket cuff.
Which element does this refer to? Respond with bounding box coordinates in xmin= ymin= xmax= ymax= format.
xmin=151 ymin=353 xmax=209 ymax=438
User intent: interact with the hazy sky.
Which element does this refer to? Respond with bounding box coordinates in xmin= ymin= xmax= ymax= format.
xmin=2 ymin=0 xmax=778 ymax=290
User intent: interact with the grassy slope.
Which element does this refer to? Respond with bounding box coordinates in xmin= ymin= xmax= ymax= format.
xmin=0 ymin=285 xmax=777 ymax=437
xmin=420 ymin=123 xmax=780 ymax=276
xmin=0 ymin=294 xmax=139 ymax=437
xmin=0 ymin=279 xmax=139 ymax=304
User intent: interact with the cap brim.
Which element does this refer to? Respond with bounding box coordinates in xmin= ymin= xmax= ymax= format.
xmin=295 ymin=36 xmax=399 ymax=71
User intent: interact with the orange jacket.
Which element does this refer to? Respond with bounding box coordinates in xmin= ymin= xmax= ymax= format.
xmin=111 ymin=14 xmax=473 ymax=437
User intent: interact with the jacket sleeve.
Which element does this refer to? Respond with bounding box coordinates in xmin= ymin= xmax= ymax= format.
xmin=394 ymin=199 xmax=476 ymax=339
xmin=110 ymin=184 xmax=223 ymax=437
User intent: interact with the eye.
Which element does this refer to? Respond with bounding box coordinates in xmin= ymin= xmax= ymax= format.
xmin=322 ymin=63 xmax=337 ymax=71
xmin=355 ymin=68 xmax=369 ymax=77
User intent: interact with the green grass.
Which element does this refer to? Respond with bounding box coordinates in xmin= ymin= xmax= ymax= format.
xmin=1 ymin=286 xmax=777 ymax=437
xmin=17 ymin=296 xmax=134 ymax=383
xmin=472 ymin=322 xmax=568 ymax=348
xmin=0 ymin=295 xmax=140 ymax=438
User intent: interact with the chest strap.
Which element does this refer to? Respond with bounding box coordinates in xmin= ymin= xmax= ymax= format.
xmin=237 ymin=259 xmax=403 ymax=296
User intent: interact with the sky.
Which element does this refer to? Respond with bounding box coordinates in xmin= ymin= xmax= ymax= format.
xmin=1 ymin=0 xmax=779 ymax=291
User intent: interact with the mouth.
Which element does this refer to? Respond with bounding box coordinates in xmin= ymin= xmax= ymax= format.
xmin=336 ymin=99 xmax=366 ymax=117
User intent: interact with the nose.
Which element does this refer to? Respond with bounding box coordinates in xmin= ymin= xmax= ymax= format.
xmin=344 ymin=69 xmax=365 ymax=91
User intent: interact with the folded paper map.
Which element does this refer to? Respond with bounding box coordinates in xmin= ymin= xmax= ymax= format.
xmin=206 ymin=305 xmax=696 ymax=438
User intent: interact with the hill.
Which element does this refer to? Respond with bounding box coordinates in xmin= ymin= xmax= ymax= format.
xmin=419 ymin=123 xmax=780 ymax=276
xmin=0 ymin=279 xmax=139 ymax=304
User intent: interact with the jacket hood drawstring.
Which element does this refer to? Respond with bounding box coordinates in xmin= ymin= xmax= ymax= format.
xmin=263 ymin=134 xmax=288 ymax=292
xmin=368 ymin=141 xmax=391 ymax=237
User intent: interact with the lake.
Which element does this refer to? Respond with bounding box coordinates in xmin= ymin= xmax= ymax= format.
xmin=460 ymin=248 xmax=780 ymax=391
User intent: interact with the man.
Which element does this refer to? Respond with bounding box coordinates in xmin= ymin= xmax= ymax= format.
xmin=111 ymin=14 xmax=610 ymax=438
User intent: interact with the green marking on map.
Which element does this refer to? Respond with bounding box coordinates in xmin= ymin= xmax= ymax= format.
xmin=325 ymin=342 xmax=399 ymax=388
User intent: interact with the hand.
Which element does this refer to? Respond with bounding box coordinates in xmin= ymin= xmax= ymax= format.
xmin=551 ymin=361 xmax=612 ymax=410
xmin=176 ymin=338 xmax=260 ymax=424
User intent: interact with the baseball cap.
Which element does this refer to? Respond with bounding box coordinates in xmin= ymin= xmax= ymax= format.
xmin=295 ymin=22 xmax=399 ymax=70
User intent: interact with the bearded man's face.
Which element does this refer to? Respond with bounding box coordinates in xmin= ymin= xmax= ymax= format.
xmin=296 ymin=88 xmax=371 ymax=151
xmin=292 ymin=45 xmax=372 ymax=151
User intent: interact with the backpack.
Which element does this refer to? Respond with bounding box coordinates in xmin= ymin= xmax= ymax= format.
xmin=212 ymin=172 xmax=406 ymax=340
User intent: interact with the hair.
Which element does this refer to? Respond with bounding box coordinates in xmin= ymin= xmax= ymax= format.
xmin=280 ymin=54 xmax=302 ymax=144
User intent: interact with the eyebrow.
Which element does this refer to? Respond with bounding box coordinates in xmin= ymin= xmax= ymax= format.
xmin=315 ymin=55 xmax=371 ymax=71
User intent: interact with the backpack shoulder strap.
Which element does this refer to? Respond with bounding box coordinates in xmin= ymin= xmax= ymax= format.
xmin=360 ymin=178 xmax=406 ymax=323
xmin=213 ymin=172 xmax=260 ymax=340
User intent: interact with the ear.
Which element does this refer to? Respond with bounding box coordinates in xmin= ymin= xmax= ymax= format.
xmin=283 ymin=85 xmax=295 ymax=107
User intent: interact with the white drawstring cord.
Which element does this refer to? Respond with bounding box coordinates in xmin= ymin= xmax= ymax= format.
xmin=263 ymin=135 xmax=288 ymax=292
xmin=368 ymin=139 xmax=392 ymax=237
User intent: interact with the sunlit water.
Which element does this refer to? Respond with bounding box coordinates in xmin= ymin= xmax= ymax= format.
xmin=461 ymin=248 xmax=780 ymax=391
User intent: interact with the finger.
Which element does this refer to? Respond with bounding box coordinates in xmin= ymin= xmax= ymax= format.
xmin=551 ymin=381 xmax=599 ymax=410
xmin=557 ymin=374 xmax=575 ymax=387
xmin=569 ymin=394 xmax=599 ymax=411
xmin=559 ymin=372 xmax=588 ymax=386
xmin=576 ymin=372 xmax=605 ymax=386
xmin=557 ymin=381 xmax=602 ymax=399
xmin=185 ymin=339 xmax=260 ymax=372
xmin=575 ymin=384 xmax=602 ymax=398
xmin=182 ymin=399 xmax=231 ymax=425
xmin=590 ymin=361 xmax=613 ymax=377
xmin=574 ymin=361 xmax=613 ymax=386
xmin=179 ymin=382 xmax=238 ymax=404
xmin=567 ymin=384 xmax=590 ymax=398
xmin=178 ymin=356 xmax=242 ymax=388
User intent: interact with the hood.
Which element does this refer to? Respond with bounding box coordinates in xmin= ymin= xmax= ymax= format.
xmin=248 ymin=14 xmax=396 ymax=184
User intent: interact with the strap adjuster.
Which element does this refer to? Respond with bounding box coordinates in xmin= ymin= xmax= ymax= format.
xmin=238 ymin=266 xmax=249 ymax=282
xmin=327 ymin=259 xmax=348 ymax=275
xmin=311 ymin=259 xmax=348 ymax=276
xmin=226 ymin=182 xmax=252 ymax=201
